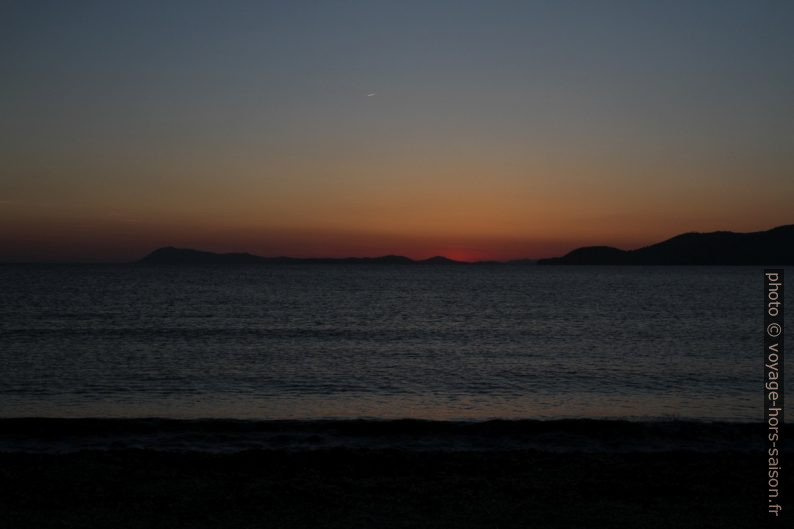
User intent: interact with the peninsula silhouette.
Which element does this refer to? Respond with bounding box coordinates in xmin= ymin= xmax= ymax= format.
xmin=138 ymin=247 xmax=475 ymax=265
xmin=537 ymin=225 xmax=794 ymax=265
xmin=138 ymin=225 xmax=794 ymax=266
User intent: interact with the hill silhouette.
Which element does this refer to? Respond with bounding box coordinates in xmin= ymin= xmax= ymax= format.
xmin=139 ymin=247 xmax=472 ymax=265
xmin=537 ymin=225 xmax=794 ymax=265
xmin=139 ymin=225 xmax=793 ymax=266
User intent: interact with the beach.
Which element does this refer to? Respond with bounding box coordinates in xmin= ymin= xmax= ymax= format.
xmin=1 ymin=419 xmax=788 ymax=528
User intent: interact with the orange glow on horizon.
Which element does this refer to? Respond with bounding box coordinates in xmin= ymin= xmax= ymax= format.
xmin=1 ymin=211 xmax=790 ymax=263
xmin=2 ymin=3 xmax=793 ymax=263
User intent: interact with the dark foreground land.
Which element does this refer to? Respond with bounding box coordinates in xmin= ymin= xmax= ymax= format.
xmin=0 ymin=449 xmax=781 ymax=529
xmin=0 ymin=419 xmax=789 ymax=528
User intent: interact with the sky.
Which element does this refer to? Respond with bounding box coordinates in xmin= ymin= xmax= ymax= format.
xmin=1 ymin=0 xmax=793 ymax=262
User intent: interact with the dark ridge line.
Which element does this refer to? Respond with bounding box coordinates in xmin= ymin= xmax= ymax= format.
xmin=3 ymin=224 xmax=792 ymax=265
xmin=137 ymin=246 xmax=536 ymax=265
xmin=537 ymin=224 xmax=794 ymax=265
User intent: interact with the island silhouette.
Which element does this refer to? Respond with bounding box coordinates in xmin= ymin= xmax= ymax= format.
xmin=138 ymin=247 xmax=472 ymax=265
xmin=537 ymin=224 xmax=794 ymax=265
xmin=139 ymin=224 xmax=794 ymax=266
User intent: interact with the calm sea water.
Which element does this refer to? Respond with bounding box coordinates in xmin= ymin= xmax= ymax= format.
xmin=0 ymin=265 xmax=788 ymax=421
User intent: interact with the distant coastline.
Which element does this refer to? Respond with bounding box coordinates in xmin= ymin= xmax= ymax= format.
xmin=136 ymin=224 xmax=794 ymax=266
xmin=138 ymin=246 xmax=535 ymax=266
xmin=537 ymin=224 xmax=794 ymax=265
xmin=4 ymin=225 xmax=792 ymax=265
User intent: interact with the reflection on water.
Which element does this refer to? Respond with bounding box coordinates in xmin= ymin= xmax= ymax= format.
xmin=0 ymin=265 xmax=788 ymax=421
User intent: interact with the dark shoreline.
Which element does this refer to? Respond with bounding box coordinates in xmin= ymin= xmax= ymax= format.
xmin=2 ymin=418 xmax=788 ymax=528
xmin=0 ymin=417 xmax=781 ymax=453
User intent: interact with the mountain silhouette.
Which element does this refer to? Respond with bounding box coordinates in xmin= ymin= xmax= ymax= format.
xmin=140 ymin=247 xmax=265 ymax=264
xmin=537 ymin=225 xmax=794 ymax=265
xmin=420 ymin=256 xmax=461 ymax=265
xmin=139 ymin=247 xmax=463 ymax=265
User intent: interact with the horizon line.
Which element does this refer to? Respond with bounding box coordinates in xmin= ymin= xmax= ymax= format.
xmin=2 ymin=224 xmax=792 ymax=265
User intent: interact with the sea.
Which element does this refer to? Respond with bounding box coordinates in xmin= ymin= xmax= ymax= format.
xmin=0 ymin=264 xmax=789 ymax=422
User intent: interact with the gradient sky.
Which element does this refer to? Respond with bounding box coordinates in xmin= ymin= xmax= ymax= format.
xmin=1 ymin=1 xmax=793 ymax=261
